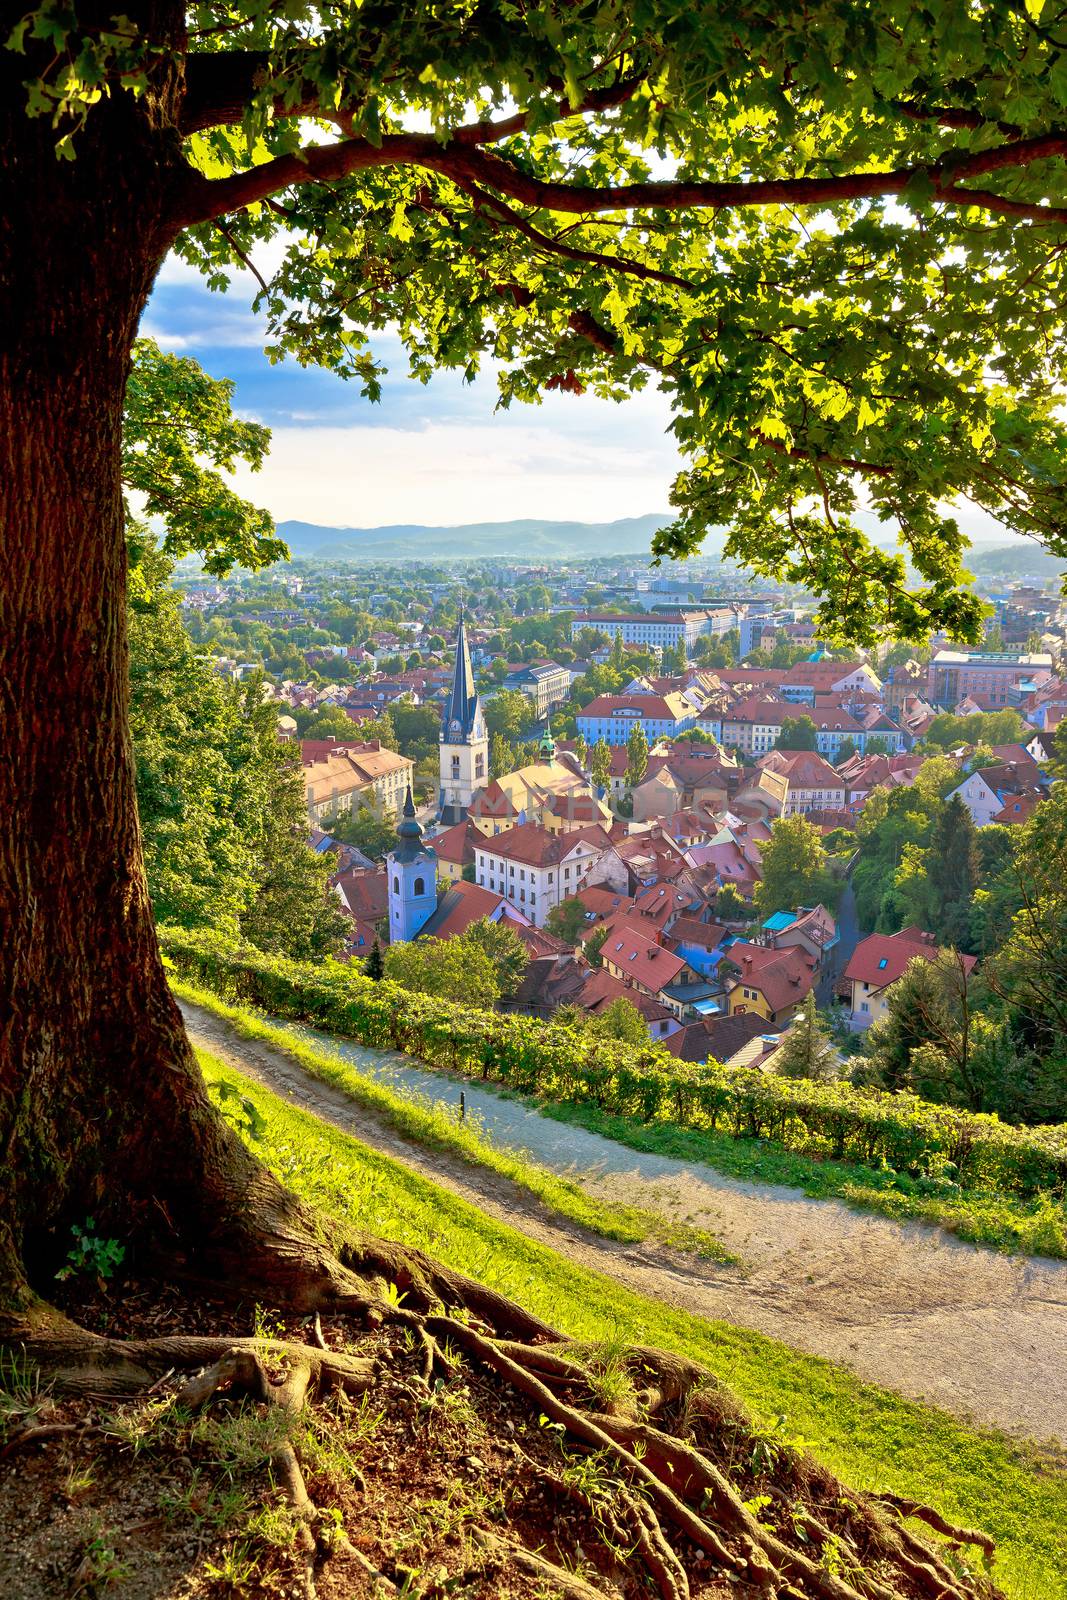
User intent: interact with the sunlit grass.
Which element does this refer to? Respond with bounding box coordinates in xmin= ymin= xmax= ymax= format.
xmin=177 ymin=980 xmax=732 ymax=1261
xmin=198 ymin=1048 xmax=1067 ymax=1600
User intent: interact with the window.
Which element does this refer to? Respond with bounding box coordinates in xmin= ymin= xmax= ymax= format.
xmin=877 ymin=957 xmax=888 ymax=970
xmin=860 ymin=1001 xmax=870 ymax=1013
xmin=451 ymin=755 xmax=460 ymax=776
xmin=414 ymin=877 xmax=425 ymax=895
xmin=392 ymin=876 xmax=399 ymax=893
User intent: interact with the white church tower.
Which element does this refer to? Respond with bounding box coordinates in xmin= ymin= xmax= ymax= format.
xmin=387 ymin=786 xmax=438 ymax=944
xmin=438 ymin=613 xmax=488 ymax=825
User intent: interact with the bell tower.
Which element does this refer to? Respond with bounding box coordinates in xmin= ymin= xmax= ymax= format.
xmin=387 ymin=786 xmax=438 ymax=944
xmin=438 ymin=613 xmax=488 ymax=824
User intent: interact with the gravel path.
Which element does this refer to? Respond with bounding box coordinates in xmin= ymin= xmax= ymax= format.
xmin=182 ymin=1000 xmax=1067 ymax=1445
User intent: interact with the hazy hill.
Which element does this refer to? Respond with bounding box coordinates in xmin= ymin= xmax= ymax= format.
xmin=966 ymin=544 xmax=1065 ymax=581
xmin=275 ymin=512 xmax=682 ymax=562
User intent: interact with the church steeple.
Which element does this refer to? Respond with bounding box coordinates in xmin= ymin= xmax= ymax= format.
xmin=443 ymin=611 xmax=480 ymax=740
xmin=438 ymin=613 xmax=488 ymax=825
xmin=388 ymin=785 xmax=438 ymax=943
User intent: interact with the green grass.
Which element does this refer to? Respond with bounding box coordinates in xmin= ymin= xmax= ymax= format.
xmin=537 ymin=1099 xmax=1067 ymax=1260
xmin=174 ymin=972 xmax=1067 ymax=1264
xmin=197 ymin=1048 xmax=1066 ymax=1600
xmin=175 ymin=980 xmax=732 ymax=1262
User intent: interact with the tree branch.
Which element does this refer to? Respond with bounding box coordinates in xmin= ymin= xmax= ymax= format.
xmin=460 ymin=178 xmax=698 ymax=291
xmin=181 ymin=56 xmax=644 ymax=138
xmin=173 ymin=114 xmax=1067 ymax=233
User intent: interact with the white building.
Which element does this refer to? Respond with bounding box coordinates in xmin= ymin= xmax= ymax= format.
xmin=473 ymin=822 xmax=610 ymax=928
xmin=438 ymin=616 xmax=489 ymax=825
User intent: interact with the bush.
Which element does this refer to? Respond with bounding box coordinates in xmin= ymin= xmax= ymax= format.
xmin=162 ymin=927 xmax=1067 ymax=1202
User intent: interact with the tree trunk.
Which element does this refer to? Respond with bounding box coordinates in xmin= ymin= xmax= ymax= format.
xmin=0 ymin=14 xmax=321 ymax=1325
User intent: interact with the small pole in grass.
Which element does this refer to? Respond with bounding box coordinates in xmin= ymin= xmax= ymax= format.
xmin=459 ymin=1092 xmax=465 ymax=1122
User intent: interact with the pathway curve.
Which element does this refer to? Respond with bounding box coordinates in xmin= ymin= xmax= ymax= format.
xmin=181 ymin=1000 xmax=1067 ymax=1445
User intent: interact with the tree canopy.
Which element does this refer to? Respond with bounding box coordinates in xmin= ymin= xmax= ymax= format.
xmin=13 ymin=2 xmax=1067 ymax=638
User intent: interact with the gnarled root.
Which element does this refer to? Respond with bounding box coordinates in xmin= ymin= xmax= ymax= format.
xmin=874 ymin=1491 xmax=997 ymax=1558
xmin=6 ymin=1227 xmax=1005 ymax=1600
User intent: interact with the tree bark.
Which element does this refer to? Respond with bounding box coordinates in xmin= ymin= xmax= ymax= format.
xmin=0 ymin=9 xmax=306 ymax=1320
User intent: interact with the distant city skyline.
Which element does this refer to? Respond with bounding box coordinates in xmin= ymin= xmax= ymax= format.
xmin=145 ymin=252 xmax=1020 ymax=550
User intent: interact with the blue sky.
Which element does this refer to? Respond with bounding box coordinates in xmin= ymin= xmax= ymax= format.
xmin=144 ymin=253 xmax=1015 ymax=547
xmin=143 ymin=255 xmax=682 ymax=529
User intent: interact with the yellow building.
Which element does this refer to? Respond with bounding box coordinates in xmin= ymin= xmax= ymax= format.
xmin=469 ymin=737 xmax=595 ymax=838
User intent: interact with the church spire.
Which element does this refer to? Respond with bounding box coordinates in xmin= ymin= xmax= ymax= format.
xmin=443 ymin=610 xmax=479 ymax=740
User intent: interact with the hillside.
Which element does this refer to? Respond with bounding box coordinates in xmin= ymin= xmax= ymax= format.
xmin=275 ymin=512 xmax=684 ymax=562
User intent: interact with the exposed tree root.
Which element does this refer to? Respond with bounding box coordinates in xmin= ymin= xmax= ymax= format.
xmin=472 ymin=1529 xmax=607 ymax=1600
xmin=874 ymin=1491 xmax=997 ymax=1558
xmin=5 ymin=1229 xmax=1006 ymax=1600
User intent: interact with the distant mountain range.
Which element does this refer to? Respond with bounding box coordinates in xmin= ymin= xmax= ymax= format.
xmin=965 ymin=544 xmax=1065 ymax=580
xmin=275 ymin=513 xmax=684 ymax=562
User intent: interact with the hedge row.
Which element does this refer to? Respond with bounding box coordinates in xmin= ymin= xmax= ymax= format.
xmin=163 ymin=927 xmax=1067 ymax=1201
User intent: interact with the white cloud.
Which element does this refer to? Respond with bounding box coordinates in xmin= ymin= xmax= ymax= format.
xmin=225 ymin=411 xmax=681 ymax=525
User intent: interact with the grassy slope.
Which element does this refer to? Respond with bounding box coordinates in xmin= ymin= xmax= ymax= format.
xmin=200 ymin=1048 xmax=1067 ymax=1600
xmin=175 ymin=981 xmax=731 ymax=1261
xmin=172 ymin=977 xmax=1067 ymax=1262
xmin=538 ymin=1101 xmax=1067 ymax=1259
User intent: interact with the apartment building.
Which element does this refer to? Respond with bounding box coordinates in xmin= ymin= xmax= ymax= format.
xmin=473 ymin=822 xmax=611 ymax=927
xmin=927 ymin=650 xmax=1054 ymax=708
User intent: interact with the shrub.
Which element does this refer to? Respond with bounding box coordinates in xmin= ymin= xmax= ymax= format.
xmin=162 ymin=927 xmax=1067 ymax=1202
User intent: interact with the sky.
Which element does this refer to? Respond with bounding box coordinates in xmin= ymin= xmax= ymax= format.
xmin=145 ymin=252 xmax=1018 ymax=546
xmin=144 ymin=254 xmax=683 ymax=530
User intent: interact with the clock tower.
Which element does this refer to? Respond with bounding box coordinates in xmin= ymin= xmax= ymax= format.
xmin=438 ymin=614 xmax=488 ymax=824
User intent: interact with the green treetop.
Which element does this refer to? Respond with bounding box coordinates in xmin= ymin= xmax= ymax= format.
xmin=626 ymin=723 xmax=650 ymax=788
xmin=754 ymin=815 xmax=838 ymax=920
xmin=590 ymin=739 xmax=613 ymax=790
xmin=20 ymin=2 xmax=1067 ymax=638
xmin=775 ymin=716 xmax=819 ymax=751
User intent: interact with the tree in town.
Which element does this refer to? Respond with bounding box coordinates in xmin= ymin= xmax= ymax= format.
xmin=775 ymin=995 xmax=839 ymax=1083
xmin=130 ymin=547 xmax=349 ymax=959
xmin=573 ymin=732 xmax=589 ymax=767
xmin=856 ymin=950 xmax=1045 ymax=1118
xmin=754 ymin=817 xmax=838 ymax=921
xmin=460 ymin=917 xmax=529 ymax=999
xmin=546 ymin=897 xmax=592 ymax=947
xmin=924 ymin=709 xmax=1029 ymax=750
xmin=924 ymin=796 xmax=982 ymax=949
xmin=383 ymin=935 xmax=502 ymax=1010
xmin=364 ymin=938 xmax=385 ymax=982
xmin=292 ymin=703 xmax=363 ymax=741
xmin=587 ymin=997 xmax=649 ymax=1045
xmin=7 ymin=14 xmax=1067 ymax=1578
xmin=663 ymin=640 xmax=688 ymax=677
xmin=989 ymin=786 xmax=1067 ymax=1071
xmin=625 ymin=723 xmax=650 ymax=789
xmin=347 ymin=709 xmax=399 ymax=751
xmin=484 ymin=689 xmax=532 ymax=744
xmin=490 ymin=732 xmax=515 ymax=779
xmin=590 ymin=739 xmax=613 ymax=791
xmin=610 ymin=633 xmax=625 ymax=672
xmin=328 ymin=805 xmax=398 ymax=861
xmin=715 ymin=884 xmax=749 ymax=923
xmin=835 ymin=738 xmax=857 ymax=766
xmin=584 ymin=926 xmax=610 ymax=969
xmin=775 ymin=715 xmax=819 ymax=751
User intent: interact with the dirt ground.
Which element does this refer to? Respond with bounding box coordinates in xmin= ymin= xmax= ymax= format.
xmin=180 ymin=1001 xmax=1067 ymax=1447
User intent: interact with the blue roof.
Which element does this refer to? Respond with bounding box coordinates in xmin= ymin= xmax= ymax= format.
xmin=761 ymin=911 xmax=797 ymax=931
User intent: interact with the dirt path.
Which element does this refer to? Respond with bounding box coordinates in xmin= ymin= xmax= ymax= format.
xmin=182 ymin=1000 xmax=1067 ymax=1445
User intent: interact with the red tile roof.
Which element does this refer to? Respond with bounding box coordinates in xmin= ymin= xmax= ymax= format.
xmin=474 ymin=821 xmax=612 ymax=868
xmin=334 ymin=868 xmax=388 ymax=923
xmin=723 ymin=942 xmax=818 ymax=1014
xmin=418 ymin=879 xmax=525 ymax=941
xmin=844 ymin=928 xmax=976 ymax=989
xmin=601 ymin=919 xmax=688 ymax=992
